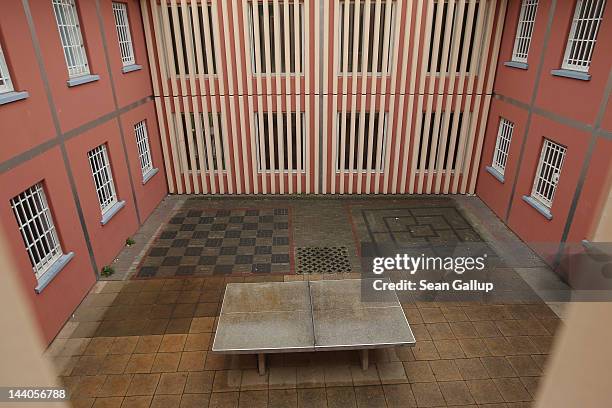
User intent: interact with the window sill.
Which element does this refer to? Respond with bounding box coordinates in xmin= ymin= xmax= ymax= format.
xmin=522 ymin=195 xmax=553 ymax=220
xmin=101 ymin=200 xmax=125 ymax=225
xmin=0 ymin=91 xmax=29 ymax=105
xmin=122 ymin=64 xmax=142 ymax=74
xmin=504 ymin=61 xmax=528 ymax=70
xmin=142 ymin=168 xmax=159 ymax=184
xmin=485 ymin=166 xmax=505 ymax=183
xmin=551 ymin=69 xmax=590 ymax=81
xmin=34 ymin=252 xmax=74 ymax=294
xmin=67 ymin=74 xmax=100 ymax=87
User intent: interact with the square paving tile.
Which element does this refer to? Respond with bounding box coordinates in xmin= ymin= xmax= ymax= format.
xmin=136 ymin=207 xmax=292 ymax=278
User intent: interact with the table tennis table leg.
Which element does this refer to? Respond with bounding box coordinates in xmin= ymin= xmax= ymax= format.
xmin=360 ymin=349 xmax=369 ymax=370
xmin=258 ymin=353 xmax=266 ymax=375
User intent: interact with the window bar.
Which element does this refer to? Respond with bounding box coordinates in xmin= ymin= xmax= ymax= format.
xmin=376 ymin=0 xmax=394 ymax=193
xmin=451 ymin=0 xmax=484 ymax=193
xmin=151 ymin=0 xmax=183 ymax=193
xmin=383 ymin=0 xmax=403 ymax=193
xmin=283 ymin=0 xmax=293 ymax=186
xmin=356 ymin=0 xmax=374 ymax=192
xmin=338 ymin=1 xmax=351 ymax=191
xmin=197 ymin=3 xmax=218 ymax=192
xmin=177 ymin=1 xmax=200 ymax=193
xmin=321 ymin=0 xmax=329 ymax=192
xmin=161 ymin=2 xmax=191 ymax=193
xmin=273 ymin=0 xmax=285 ymax=192
xmin=347 ymin=0 xmax=362 ymax=191
xmin=295 ymin=0 xmax=304 ymax=192
xmin=398 ymin=0 xmax=421 ymax=193
xmin=417 ymin=0 xmax=445 ymax=193
xmin=394 ymin=0 xmax=416 ymax=192
xmin=427 ymin=0 xmax=457 ymax=194
xmin=365 ymin=0 xmax=383 ymax=192
xmin=261 ymin=0 xmax=277 ymax=192
xmin=251 ymin=3 xmax=268 ymax=193
xmin=304 ymin=0 xmax=311 ymax=192
xmin=444 ymin=0 xmax=476 ymax=193
xmin=330 ymin=0 xmax=340 ymax=193
xmin=237 ymin=1 xmax=256 ymax=193
xmin=189 ymin=0 xmax=209 ymax=192
xmin=408 ymin=0 xmax=434 ymax=193
xmin=313 ymin=0 xmax=320 ymax=193
xmin=435 ymin=0 xmax=466 ymax=193
xmin=220 ymin=0 xmax=242 ymax=193
xmin=212 ymin=1 xmax=236 ymax=194
xmin=207 ymin=1 xmax=229 ymax=193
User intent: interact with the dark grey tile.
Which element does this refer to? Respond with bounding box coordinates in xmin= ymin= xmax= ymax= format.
xmin=162 ymin=257 xmax=181 ymax=266
xmin=185 ymin=247 xmax=203 ymax=256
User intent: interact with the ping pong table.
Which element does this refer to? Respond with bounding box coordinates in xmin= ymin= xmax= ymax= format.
xmin=212 ymin=279 xmax=415 ymax=374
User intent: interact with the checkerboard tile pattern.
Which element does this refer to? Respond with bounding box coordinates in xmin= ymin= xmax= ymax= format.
xmin=136 ymin=208 xmax=291 ymax=278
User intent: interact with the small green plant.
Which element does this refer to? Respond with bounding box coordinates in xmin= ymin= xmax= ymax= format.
xmin=126 ymin=237 xmax=135 ymax=246
xmin=101 ymin=265 xmax=115 ymax=277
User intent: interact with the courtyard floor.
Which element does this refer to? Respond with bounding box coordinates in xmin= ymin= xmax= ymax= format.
xmin=45 ymin=195 xmax=568 ymax=408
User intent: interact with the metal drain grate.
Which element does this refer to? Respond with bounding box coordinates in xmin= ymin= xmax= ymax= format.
xmin=296 ymin=247 xmax=351 ymax=274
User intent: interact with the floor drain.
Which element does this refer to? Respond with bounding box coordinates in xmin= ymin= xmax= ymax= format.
xmin=296 ymin=247 xmax=351 ymax=274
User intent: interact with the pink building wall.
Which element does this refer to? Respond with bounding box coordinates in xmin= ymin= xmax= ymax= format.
xmin=476 ymin=0 xmax=612 ymax=269
xmin=0 ymin=0 xmax=167 ymax=344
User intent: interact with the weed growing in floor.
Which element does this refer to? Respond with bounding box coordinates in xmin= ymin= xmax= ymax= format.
xmin=101 ymin=265 xmax=115 ymax=277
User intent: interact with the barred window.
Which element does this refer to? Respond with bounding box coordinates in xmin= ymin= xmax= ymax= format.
xmin=179 ymin=113 xmax=226 ymax=171
xmin=87 ymin=144 xmax=119 ymax=214
xmin=166 ymin=4 xmax=217 ymax=75
xmin=428 ymin=0 xmax=482 ymax=74
xmin=255 ymin=112 xmax=305 ymax=171
xmin=248 ymin=1 xmax=304 ymax=74
xmin=335 ymin=112 xmax=388 ymax=171
xmin=338 ymin=0 xmax=396 ymax=74
xmin=491 ymin=118 xmax=514 ymax=175
xmin=511 ymin=0 xmax=538 ymax=63
xmin=112 ymin=2 xmax=136 ymax=66
xmin=0 ymin=43 xmax=14 ymax=93
xmin=11 ymin=184 xmax=63 ymax=279
xmin=531 ymin=139 xmax=567 ymax=208
xmin=134 ymin=121 xmax=154 ymax=177
xmin=52 ymin=0 xmax=90 ymax=77
xmin=562 ymin=0 xmax=606 ymax=72
xmin=416 ymin=112 xmax=467 ymax=171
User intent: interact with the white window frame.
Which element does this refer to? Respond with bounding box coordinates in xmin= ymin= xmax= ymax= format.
xmin=134 ymin=121 xmax=154 ymax=177
xmin=426 ymin=0 xmax=487 ymax=75
xmin=87 ymin=144 xmax=119 ymax=214
xmin=10 ymin=183 xmax=64 ymax=279
xmin=0 ymin=43 xmax=14 ymax=93
xmin=254 ymin=112 xmax=306 ymax=173
xmin=511 ymin=0 xmax=538 ymax=63
xmin=337 ymin=0 xmax=397 ymax=75
xmin=247 ymin=1 xmax=305 ymax=75
xmin=112 ymin=2 xmax=136 ymax=66
xmin=176 ymin=112 xmax=226 ymax=172
xmin=561 ymin=0 xmax=607 ymax=72
xmin=335 ymin=111 xmax=388 ymax=172
xmin=52 ymin=0 xmax=91 ymax=78
xmin=165 ymin=3 xmax=217 ymax=77
xmin=530 ymin=139 xmax=567 ymax=209
xmin=491 ymin=118 xmax=514 ymax=175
